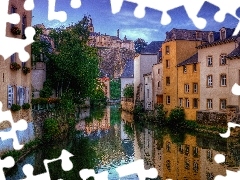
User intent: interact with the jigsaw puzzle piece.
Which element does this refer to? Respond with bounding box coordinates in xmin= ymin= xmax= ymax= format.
xmin=0 ymin=102 xmax=28 ymax=150
xmin=206 ymin=0 xmax=240 ymax=35
xmin=21 ymin=149 xmax=74 ymax=180
xmin=220 ymin=122 xmax=240 ymax=138
xmin=24 ymin=0 xmax=35 ymax=11
xmin=116 ymin=159 xmax=158 ymax=180
xmin=0 ymin=156 xmax=15 ymax=180
xmin=79 ymin=169 xmax=109 ymax=180
xmin=70 ymin=0 xmax=81 ymax=9
xmin=48 ymin=0 xmax=67 ymax=22
xmin=215 ymin=170 xmax=240 ymax=180
xmin=182 ymin=0 xmax=207 ymax=29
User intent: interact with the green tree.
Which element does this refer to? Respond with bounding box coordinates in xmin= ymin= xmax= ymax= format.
xmin=46 ymin=16 xmax=100 ymax=103
xmin=110 ymin=78 xmax=121 ymax=99
xmin=123 ymin=84 xmax=134 ymax=98
xmin=134 ymin=38 xmax=147 ymax=54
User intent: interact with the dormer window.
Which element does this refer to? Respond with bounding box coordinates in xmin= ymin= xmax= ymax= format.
xmin=208 ymin=32 xmax=214 ymax=43
xmin=196 ymin=31 xmax=202 ymax=40
xmin=220 ymin=28 xmax=226 ymax=40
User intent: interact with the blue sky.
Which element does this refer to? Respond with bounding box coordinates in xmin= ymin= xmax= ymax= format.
xmin=32 ymin=0 xmax=239 ymax=43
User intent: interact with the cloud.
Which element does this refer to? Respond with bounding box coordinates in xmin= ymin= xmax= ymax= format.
xmin=120 ymin=28 xmax=160 ymax=42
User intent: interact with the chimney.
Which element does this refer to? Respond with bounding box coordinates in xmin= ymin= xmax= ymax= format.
xmin=117 ymin=29 xmax=119 ymax=38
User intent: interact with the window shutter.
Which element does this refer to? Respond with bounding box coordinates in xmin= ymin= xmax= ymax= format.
xmin=25 ymin=88 xmax=29 ymax=103
xmin=20 ymin=87 xmax=24 ymax=106
xmin=17 ymin=86 xmax=20 ymax=105
xmin=8 ymin=85 xmax=14 ymax=108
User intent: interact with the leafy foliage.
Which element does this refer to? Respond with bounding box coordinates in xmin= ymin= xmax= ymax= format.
xmin=40 ymin=80 xmax=53 ymax=98
xmin=110 ymin=78 xmax=121 ymax=99
xmin=134 ymin=38 xmax=147 ymax=54
xmin=167 ymin=106 xmax=185 ymax=127
xmin=11 ymin=104 xmax=21 ymax=111
xmin=155 ymin=104 xmax=166 ymax=124
xmin=123 ymin=84 xmax=134 ymax=98
xmin=22 ymin=103 xmax=30 ymax=110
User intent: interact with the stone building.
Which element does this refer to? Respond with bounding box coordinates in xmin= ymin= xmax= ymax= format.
xmin=197 ymin=28 xmax=238 ymax=112
xmin=0 ymin=0 xmax=32 ymax=124
xmin=134 ymin=41 xmax=163 ymax=106
xmin=143 ymin=72 xmax=153 ymax=110
xmin=177 ymin=53 xmax=200 ymax=120
xmin=87 ymin=18 xmax=134 ymax=50
xmin=162 ymin=28 xmax=210 ymax=116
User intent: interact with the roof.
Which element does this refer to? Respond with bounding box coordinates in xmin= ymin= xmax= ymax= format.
xmin=165 ymin=28 xmax=210 ymax=42
xmin=141 ymin=41 xmax=163 ymax=54
xmin=177 ymin=53 xmax=198 ymax=66
xmin=197 ymin=28 xmax=237 ymax=49
xmin=111 ymin=36 xmax=121 ymax=41
xmin=120 ymin=59 xmax=134 ymax=78
xmin=227 ymin=46 xmax=240 ymax=59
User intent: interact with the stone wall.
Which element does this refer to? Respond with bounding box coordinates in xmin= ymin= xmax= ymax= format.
xmin=32 ymin=62 xmax=46 ymax=98
xmin=196 ymin=110 xmax=227 ymax=127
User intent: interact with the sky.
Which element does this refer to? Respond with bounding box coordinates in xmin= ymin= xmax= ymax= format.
xmin=32 ymin=0 xmax=239 ymax=43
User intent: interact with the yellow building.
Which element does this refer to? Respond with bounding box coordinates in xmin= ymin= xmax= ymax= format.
xmin=0 ymin=0 xmax=32 ymax=126
xmin=162 ymin=134 xmax=201 ymax=180
xmin=177 ymin=53 xmax=200 ymax=120
xmin=162 ymin=29 xmax=209 ymax=117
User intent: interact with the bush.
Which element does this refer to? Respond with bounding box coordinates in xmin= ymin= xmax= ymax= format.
xmin=155 ymin=104 xmax=166 ymax=124
xmin=123 ymin=84 xmax=134 ymax=98
xmin=11 ymin=104 xmax=21 ymax=111
xmin=40 ymin=80 xmax=53 ymax=98
xmin=22 ymin=103 xmax=30 ymax=110
xmin=43 ymin=118 xmax=60 ymax=142
xmin=167 ymin=106 xmax=185 ymax=127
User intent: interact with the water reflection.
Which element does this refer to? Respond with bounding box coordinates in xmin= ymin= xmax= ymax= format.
xmin=5 ymin=106 xmax=240 ymax=180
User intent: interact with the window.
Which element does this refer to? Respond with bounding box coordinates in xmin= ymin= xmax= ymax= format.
xmin=207 ymin=99 xmax=213 ymax=109
xmin=193 ymin=98 xmax=198 ymax=108
xmin=17 ymin=86 xmax=25 ymax=106
xmin=193 ymin=63 xmax=197 ymax=72
xmin=166 ymin=46 xmax=170 ymax=54
xmin=158 ymin=81 xmax=160 ymax=87
xmin=166 ymin=142 xmax=171 ymax=152
xmin=8 ymin=85 xmax=14 ymax=108
xmin=166 ymin=60 xmax=170 ymax=68
xmin=183 ymin=65 xmax=187 ymax=73
xmin=207 ymin=56 xmax=213 ymax=66
xmin=179 ymin=98 xmax=183 ymax=107
xmin=11 ymin=53 xmax=16 ymax=63
xmin=158 ymin=69 xmax=160 ymax=74
xmin=193 ymin=147 xmax=199 ymax=157
xmin=196 ymin=31 xmax=202 ymax=40
xmin=166 ymin=96 xmax=170 ymax=104
xmin=193 ymin=161 xmax=199 ymax=173
xmin=166 ymin=77 xmax=170 ymax=85
xmin=22 ymin=15 xmax=27 ymax=37
xmin=221 ymin=29 xmax=226 ymax=40
xmin=185 ymin=98 xmax=190 ymax=108
xmin=22 ymin=62 xmax=26 ymax=67
xmin=184 ymin=84 xmax=189 ymax=93
xmin=208 ymin=32 xmax=214 ymax=43
xmin=207 ymin=75 xmax=213 ymax=87
xmin=147 ymin=89 xmax=149 ymax=98
xmin=220 ymin=99 xmax=227 ymax=110
xmin=207 ymin=150 xmax=213 ymax=162
xmin=220 ymin=54 xmax=226 ymax=65
xmin=220 ymin=74 xmax=226 ymax=86
xmin=193 ymin=83 xmax=198 ymax=93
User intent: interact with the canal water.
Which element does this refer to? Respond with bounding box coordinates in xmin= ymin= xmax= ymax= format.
xmin=5 ymin=105 xmax=240 ymax=180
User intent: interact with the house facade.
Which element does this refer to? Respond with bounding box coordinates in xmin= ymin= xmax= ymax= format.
xmin=177 ymin=53 xmax=200 ymax=120
xmin=0 ymin=0 xmax=32 ymax=124
xmin=134 ymin=41 xmax=163 ymax=106
xmin=120 ymin=59 xmax=134 ymax=98
xmin=162 ymin=28 xmax=209 ymax=116
xmin=197 ymin=28 xmax=239 ymax=112
xmin=143 ymin=72 xmax=153 ymax=110
xmin=152 ymin=61 xmax=163 ymax=105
